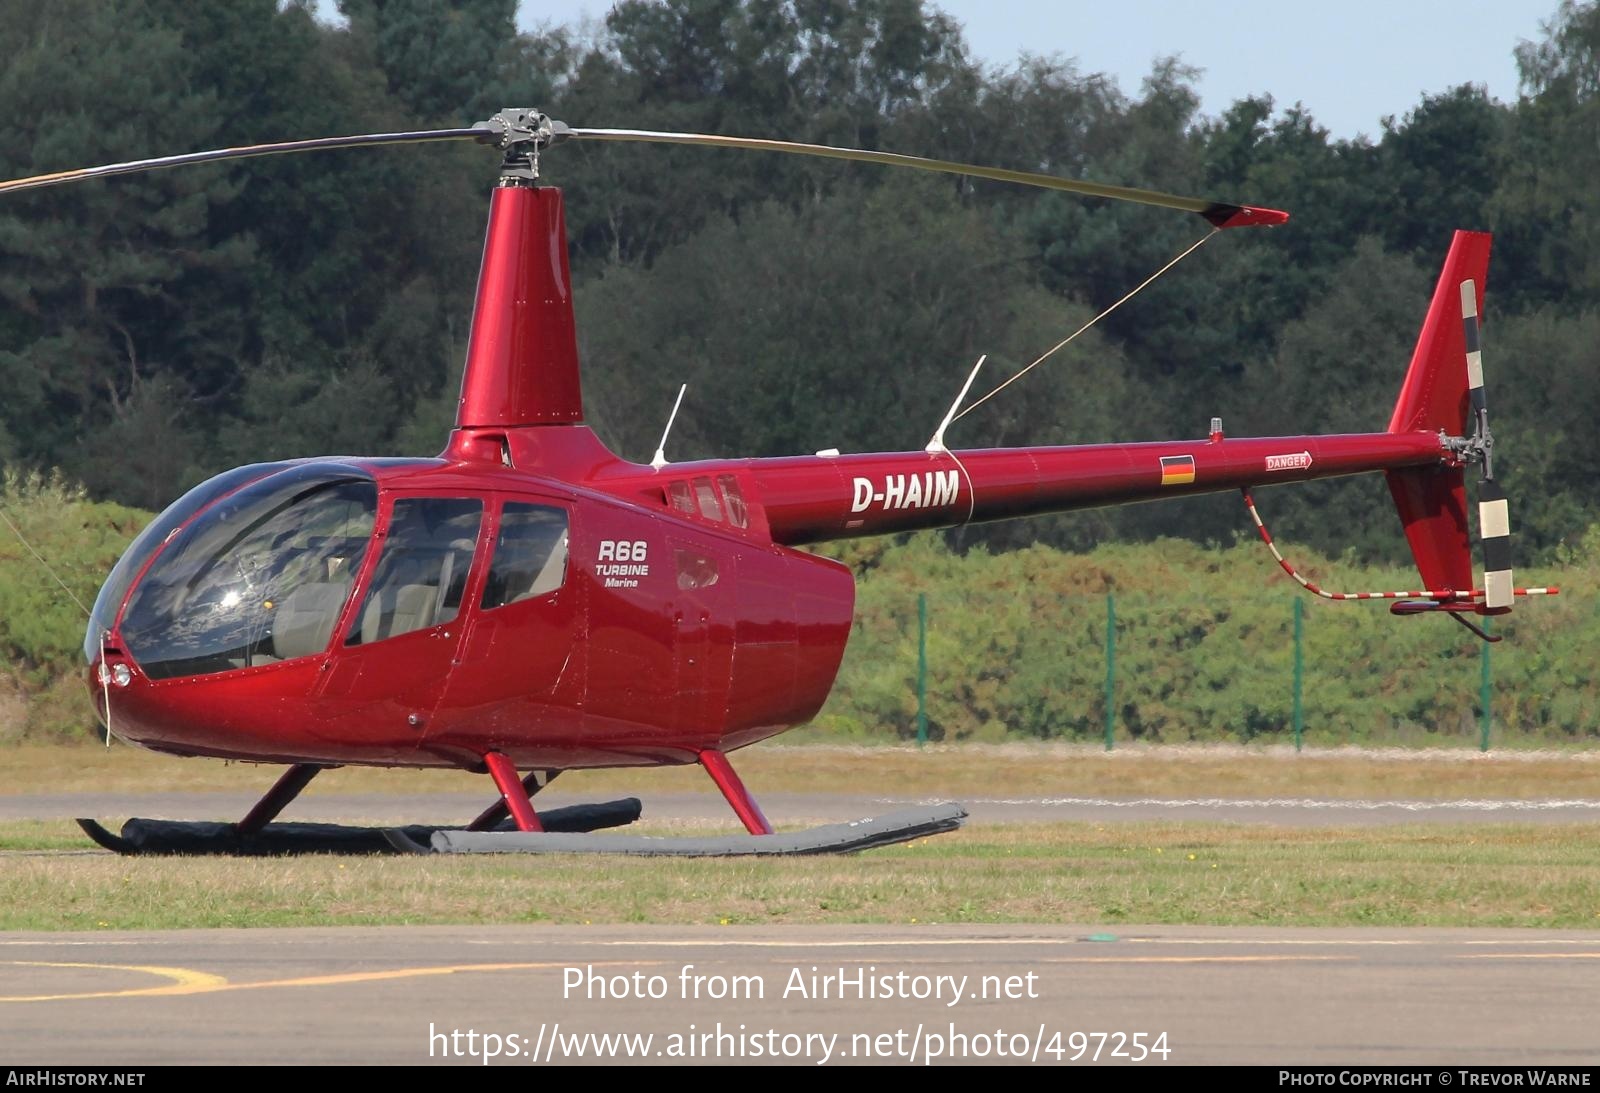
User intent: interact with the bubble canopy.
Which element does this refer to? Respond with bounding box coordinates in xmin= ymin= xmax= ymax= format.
xmin=109 ymin=463 xmax=379 ymax=680
xmin=84 ymin=461 xmax=297 ymax=664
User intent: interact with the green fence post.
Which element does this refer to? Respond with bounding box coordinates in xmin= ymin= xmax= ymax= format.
xmin=1103 ymin=592 xmax=1116 ymax=751
xmin=1479 ymin=618 xmax=1492 ymax=752
xmin=1292 ymin=597 xmax=1304 ymax=752
xmin=916 ymin=592 xmax=928 ymax=747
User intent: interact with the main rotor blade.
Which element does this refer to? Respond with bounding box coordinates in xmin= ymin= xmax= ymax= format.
xmin=0 ymin=128 xmax=488 ymax=196
xmin=567 ymin=127 xmax=1289 ymax=229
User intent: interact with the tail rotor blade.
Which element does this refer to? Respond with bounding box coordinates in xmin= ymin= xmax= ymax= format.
xmin=1478 ymin=478 xmax=1514 ymax=611
xmin=1461 ymin=280 xmax=1488 ymax=441
xmin=1461 ymin=278 xmax=1513 ymax=612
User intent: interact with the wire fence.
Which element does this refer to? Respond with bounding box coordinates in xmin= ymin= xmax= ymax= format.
xmin=829 ymin=583 xmax=1592 ymax=751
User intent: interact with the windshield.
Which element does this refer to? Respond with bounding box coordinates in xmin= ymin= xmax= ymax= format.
xmin=83 ymin=461 xmax=295 ymax=662
xmin=119 ymin=464 xmax=377 ymax=679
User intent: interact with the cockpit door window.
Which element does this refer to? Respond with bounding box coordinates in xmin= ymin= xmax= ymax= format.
xmin=345 ymin=497 xmax=483 ymax=646
xmin=480 ymin=503 xmax=569 ymax=610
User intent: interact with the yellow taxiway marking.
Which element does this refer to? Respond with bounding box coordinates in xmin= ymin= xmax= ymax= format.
xmin=0 ymin=960 xmax=661 ymax=1003
xmin=1 ymin=962 xmax=229 ymax=1002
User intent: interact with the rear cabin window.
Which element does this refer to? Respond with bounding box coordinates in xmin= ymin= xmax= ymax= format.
xmin=480 ymin=503 xmax=569 ymax=609
xmin=717 ymin=474 xmax=748 ymax=529
xmin=692 ymin=477 xmax=722 ymax=521
xmin=668 ymin=480 xmax=695 ymax=515
xmin=347 ymin=497 xmax=482 ymax=646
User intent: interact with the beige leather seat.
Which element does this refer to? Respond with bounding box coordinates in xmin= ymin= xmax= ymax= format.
xmin=359 ymin=584 xmax=437 ymax=644
xmin=521 ymin=532 xmax=568 ymax=600
xmin=272 ymin=583 xmax=351 ymax=660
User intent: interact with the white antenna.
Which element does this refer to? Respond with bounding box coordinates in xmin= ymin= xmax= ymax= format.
xmin=650 ymin=384 xmax=688 ymax=470
xmin=925 ymin=355 xmax=986 ymax=453
xmin=99 ymin=633 xmax=113 ymax=749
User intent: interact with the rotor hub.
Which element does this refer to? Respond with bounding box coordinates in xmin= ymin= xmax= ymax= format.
xmin=1441 ymin=419 xmax=1495 ymax=481
xmin=475 ymin=109 xmax=571 ymax=184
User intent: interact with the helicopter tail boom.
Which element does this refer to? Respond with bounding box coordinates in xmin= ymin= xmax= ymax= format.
xmin=730 ymin=230 xmax=1557 ymax=630
xmin=744 ymin=430 xmax=1447 ymax=546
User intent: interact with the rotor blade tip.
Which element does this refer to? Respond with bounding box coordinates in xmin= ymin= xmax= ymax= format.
xmin=1206 ymin=205 xmax=1291 ymax=229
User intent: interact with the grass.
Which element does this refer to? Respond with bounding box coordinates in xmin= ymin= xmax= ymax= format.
xmin=0 ymin=820 xmax=99 ymax=852
xmin=2 ymin=819 xmax=1599 ymax=931
xmin=4 ymin=740 xmax=1600 ymax=800
xmin=4 ymin=742 xmax=1598 ymax=932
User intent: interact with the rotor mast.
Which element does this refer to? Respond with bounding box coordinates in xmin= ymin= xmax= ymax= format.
xmin=454 ymin=110 xmax=584 ymax=432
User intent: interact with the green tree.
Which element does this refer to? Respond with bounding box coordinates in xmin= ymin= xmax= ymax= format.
xmin=575 ymin=178 xmax=1138 ymax=506
xmin=1488 ymin=307 xmax=1600 ymax=556
xmin=1374 ymin=85 xmax=1504 ymax=259
xmin=1494 ymin=0 xmax=1600 ymax=311
xmin=0 ymin=1 xmax=254 ymax=506
xmin=1236 ymin=238 xmax=1432 ymax=560
xmin=554 ymin=0 xmax=974 ymax=268
xmin=339 ymin=0 xmax=563 ymax=123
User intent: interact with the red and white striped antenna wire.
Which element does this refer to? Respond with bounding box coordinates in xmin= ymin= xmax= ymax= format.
xmin=1241 ymin=489 xmax=1557 ymax=604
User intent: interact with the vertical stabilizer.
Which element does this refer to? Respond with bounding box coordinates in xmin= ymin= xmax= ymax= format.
xmin=1384 ymin=231 xmax=1492 ymax=598
xmin=1387 ymin=231 xmax=1491 ymax=436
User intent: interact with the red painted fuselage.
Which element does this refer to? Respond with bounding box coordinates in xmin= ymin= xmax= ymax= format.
xmin=85 ymin=182 xmax=1457 ymax=773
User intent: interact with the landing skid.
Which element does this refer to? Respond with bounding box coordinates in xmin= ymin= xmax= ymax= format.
xmin=76 ymin=748 xmax=967 ymax=857
xmin=77 ymin=802 xmax=967 ymax=857
xmin=76 ymin=799 xmax=641 ymax=856
xmin=384 ymin=804 xmax=968 ymax=856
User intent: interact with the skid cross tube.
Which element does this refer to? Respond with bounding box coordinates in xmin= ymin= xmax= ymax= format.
xmin=236 ymin=763 xmax=327 ymax=835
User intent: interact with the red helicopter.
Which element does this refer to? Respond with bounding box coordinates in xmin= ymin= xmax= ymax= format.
xmin=1 ymin=109 xmax=1555 ymax=855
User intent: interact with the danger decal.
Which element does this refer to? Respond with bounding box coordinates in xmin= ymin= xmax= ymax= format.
xmin=1264 ymin=451 xmax=1314 ymax=472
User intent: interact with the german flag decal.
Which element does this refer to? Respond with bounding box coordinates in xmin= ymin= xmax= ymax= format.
xmin=1159 ymin=454 xmax=1196 ymax=486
